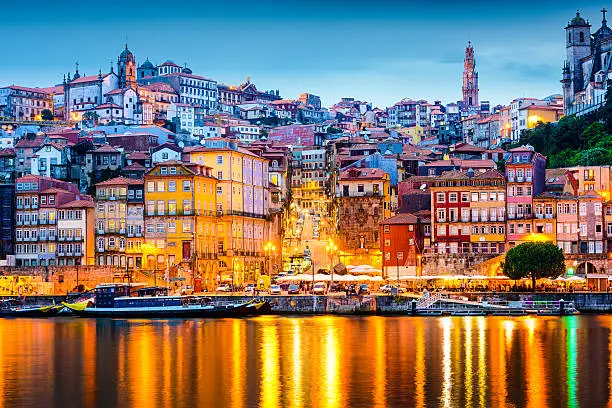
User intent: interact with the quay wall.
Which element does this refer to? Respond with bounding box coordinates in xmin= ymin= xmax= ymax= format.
xmin=6 ymin=293 xmax=612 ymax=314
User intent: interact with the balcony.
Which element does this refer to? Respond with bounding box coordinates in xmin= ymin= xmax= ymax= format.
xmin=97 ymin=229 xmax=105 ymax=234
xmin=74 ymin=236 xmax=83 ymax=242
xmin=517 ymin=177 xmax=524 ymax=182
xmin=508 ymin=214 xmax=515 ymax=220
xmin=39 ymin=219 xmax=47 ymax=225
xmin=526 ymin=176 xmax=533 ymax=182
xmin=508 ymin=177 xmax=515 ymax=183
xmin=58 ymin=236 xmax=66 ymax=241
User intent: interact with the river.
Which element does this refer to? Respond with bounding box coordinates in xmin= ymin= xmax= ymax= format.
xmin=0 ymin=315 xmax=610 ymax=407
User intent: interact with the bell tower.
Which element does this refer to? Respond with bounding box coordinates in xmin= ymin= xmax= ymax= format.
xmin=564 ymin=10 xmax=591 ymax=102
xmin=462 ymin=41 xmax=479 ymax=109
xmin=117 ymin=44 xmax=136 ymax=88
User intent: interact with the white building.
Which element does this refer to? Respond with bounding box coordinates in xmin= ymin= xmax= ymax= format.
xmin=31 ymin=143 xmax=71 ymax=178
xmin=230 ymin=124 xmax=260 ymax=143
xmin=151 ymin=143 xmax=181 ymax=163
xmin=63 ymin=71 xmax=120 ymax=122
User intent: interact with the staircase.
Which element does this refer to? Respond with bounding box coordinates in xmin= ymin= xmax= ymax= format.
xmin=417 ymin=292 xmax=442 ymax=309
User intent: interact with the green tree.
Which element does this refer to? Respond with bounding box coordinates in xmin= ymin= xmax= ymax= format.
xmin=502 ymin=242 xmax=565 ymax=291
xmin=41 ymin=109 xmax=54 ymax=121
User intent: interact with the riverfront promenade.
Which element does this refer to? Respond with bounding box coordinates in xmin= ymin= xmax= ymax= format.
xmin=6 ymin=292 xmax=612 ymax=314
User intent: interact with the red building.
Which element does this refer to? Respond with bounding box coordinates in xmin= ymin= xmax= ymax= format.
xmin=380 ymin=213 xmax=422 ymax=278
xmin=268 ymin=124 xmax=316 ymax=146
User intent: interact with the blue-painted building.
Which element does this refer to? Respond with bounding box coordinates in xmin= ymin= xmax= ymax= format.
xmin=0 ymin=184 xmax=14 ymax=260
xmin=341 ymin=152 xmax=399 ymax=187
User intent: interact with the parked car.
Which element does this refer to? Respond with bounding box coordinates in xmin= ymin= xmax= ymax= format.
xmin=244 ymin=284 xmax=256 ymax=295
xmin=380 ymin=285 xmax=407 ymax=294
xmin=288 ymin=284 xmax=300 ymax=294
xmin=216 ymin=284 xmax=233 ymax=292
xmin=181 ymin=285 xmax=194 ymax=295
xmin=329 ymin=283 xmax=345 ymax=293
xmin=357 ymin=284 xmax=370 ymax=295
xmin=269 ymin=285 xmax=281 ymax=295
xmin=312 ymin=282 xmax=327 ymax=295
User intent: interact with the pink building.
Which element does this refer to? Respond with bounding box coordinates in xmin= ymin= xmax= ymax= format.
xmin=505 ymin=146 xmax=547 ymax=247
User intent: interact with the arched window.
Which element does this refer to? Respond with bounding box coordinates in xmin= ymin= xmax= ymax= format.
xmin=580 ymin=32 xmax=584 ymax=42
xmin=569 ymin=32 xmax=572 ymax=43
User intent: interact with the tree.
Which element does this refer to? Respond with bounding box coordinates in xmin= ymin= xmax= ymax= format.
xmin=41 ymin=109 xmax=54 ymax=121
xmin=502 ymin=242 xmax=565 ymax=291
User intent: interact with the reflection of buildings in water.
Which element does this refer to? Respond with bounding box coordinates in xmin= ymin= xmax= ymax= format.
xmin=230 ymin=319 xmax=246 ymax=408
xmin=523 ymin=318 xmax=546 ymax=407
xmin=322 ymin=318 xmax=341 ymax=408
xmin=373 ymin=317 xmax=386 ymax=407
xmin=441 ymin=317 xmax=452 ymax=408
xmin=260 ymin=320 xmax=280 ymax=408
xmin=414 ymin=318 xmax=426 ymax=408
xmin=464 ymin=317 xmax=474 ymax=407
xmin=288 ymin=319 xmax=304 ymax=408
xmin=477 ymin=317 xmax=486 ymax=408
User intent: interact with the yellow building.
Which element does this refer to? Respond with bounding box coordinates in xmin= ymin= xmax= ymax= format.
xmin=143 ymin=161 xmax=218 ymax=287
xmin=184 ymin=139 xmax=273 ymax=285
xmin=521 ymin=105 xmax=564 ymax=130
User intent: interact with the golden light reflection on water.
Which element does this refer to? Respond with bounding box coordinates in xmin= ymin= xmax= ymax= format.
xmin=477 ymin=317 xmax=486 ymax=408
xmin=414 ymin=318 xmax=426 ymax=408
xmin=441 ymin=317 xmax=453 ymax=408
xmin=464 ymin=317 xmax=473 ymax=407
xmin=2 ymin=316 xmax=612 ymax=407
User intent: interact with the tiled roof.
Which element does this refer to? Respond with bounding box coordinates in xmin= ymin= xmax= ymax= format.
xmin=96 ymin=103 xmax=122 ymax=109
xmin=381 ymin=213 xmax=419 ymax=225
xmin=127 ymin=151 xmax=151 ymax=160
xmin=39 ymin=187 xmax=73 ymax=194
xmin=93 ymin=145 xmax=120 ymax=153
xmin=95 ymin=176 xmax=143 ymax=186
xmin=339 ymin=167 xmax=388 ymax=180
xmin=69 ymin=73 xmax=110 ymax=85
xmin=2 ymin=85 xmax=52 ymax=94
xmin=59 ymin=199 xmax=94 ymax=208
xmin=15 ymin=134 xmax=47 ymax=148
xmin=0 ymin=148 xmax=15 ymax=157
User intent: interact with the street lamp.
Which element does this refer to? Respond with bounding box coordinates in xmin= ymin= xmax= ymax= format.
xmin=264 ymin=241 xmax=276 ymax=276
xmin=325 ymin=239 xmax=338 ymax=290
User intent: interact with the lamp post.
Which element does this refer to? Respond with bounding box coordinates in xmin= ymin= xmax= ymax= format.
xmin=325 ymin=239 xmax=338 ymax=291
xmin=264 ymin=241 xmax=276 ymax=276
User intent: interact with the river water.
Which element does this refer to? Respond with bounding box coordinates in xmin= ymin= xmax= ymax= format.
xmin=0 ymin=315 xmax=611 ymax=407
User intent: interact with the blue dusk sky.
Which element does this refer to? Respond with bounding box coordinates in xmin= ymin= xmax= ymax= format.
xmin=0 ymin=1 xmax=609 ymax=108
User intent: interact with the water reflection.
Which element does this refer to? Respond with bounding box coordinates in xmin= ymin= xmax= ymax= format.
xmin=1 ymin=316 xmax=612 ymax=407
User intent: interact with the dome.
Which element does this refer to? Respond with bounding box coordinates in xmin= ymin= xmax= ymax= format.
xmin=570 ymin=11 xmax=587 ymax=26
xmin=120 ymin=44 xmax=134 ymax=61
xmin=140 ymin=59 xmax=154 ymax=69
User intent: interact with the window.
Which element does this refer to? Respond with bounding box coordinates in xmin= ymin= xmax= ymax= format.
xmin=217 ymin=155 xmax=223 ymax=164
xmin=461 ymin=193 xmax=469 ymax=202
xmin=168 ymin=181 xmax=176 ymax=192
xmin=216 ymin=186 xmax=223 ymax=194
xmin=146 ymin=224 xmax=154 ymax=233
xmin=357 ymin=184 xmax=365 ymax=193
xmin=480 ymin=192 xmax=487 ymax=202
xmin=449 ymin=193 xmax=458 ymax=203
xmin=437 ymin=193 xmax=445 ymax=203
xmin=157 ymin=181 xmax=165 ymax=192
xmin=580 ymin=203 xmax=586 ymax=216
xmin=157 ymin=201 xmax=165 ymax=215
xmin=182 ymin=221 xmax=192 ymax=233
xmin=147 ymin=200 xmax=154 ymax=215
xmin=168 ymin=200 xmax=177 ymax=215
xmin=437 ymin=209 xmax=446 ymax=222
xmin=595 ymin=203 xmax=602 ymax=215
xmin=147 ymin=182 xmax=155 ymax=192
xmin=183 ymin=180 xmax=191 ymax=192
xmin=183 ymin=200 xmax=192 ymax=215
xmin=383 ymin=225 xmax=390 ymax=233
xmin=385 ymin=239 xmax=391 ymax=247
xmin=437 ymin=226 xmax=445 ymax=236
xmin=157 ymin=223 xmax=165 ymax=233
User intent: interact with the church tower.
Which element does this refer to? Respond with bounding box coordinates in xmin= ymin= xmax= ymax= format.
xmin=117 ymin=44 xmax=136 ymax=88
xmin=564 ymin=10 xmax=592 ymax=107
xmin=462 ymin=41 xmax=479 ymax=109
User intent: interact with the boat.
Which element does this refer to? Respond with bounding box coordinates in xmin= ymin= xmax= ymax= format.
xmin=0 ymin=299 xmax=64 ymax=318
xmin=63 ymin=284 xmax=270 ymax=318
xmin=450 ymin=310 xmax=487 ymax=316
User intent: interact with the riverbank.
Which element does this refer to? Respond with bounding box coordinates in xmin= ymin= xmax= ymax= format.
xmin=5 ymin=292 xmax=612 ymax=314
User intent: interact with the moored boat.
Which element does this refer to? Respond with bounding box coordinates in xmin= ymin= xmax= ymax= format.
xmin=63 ymin=284 xmax=270 ymax=318
xmin=0 ymin=300 xmax=64 ymax=318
